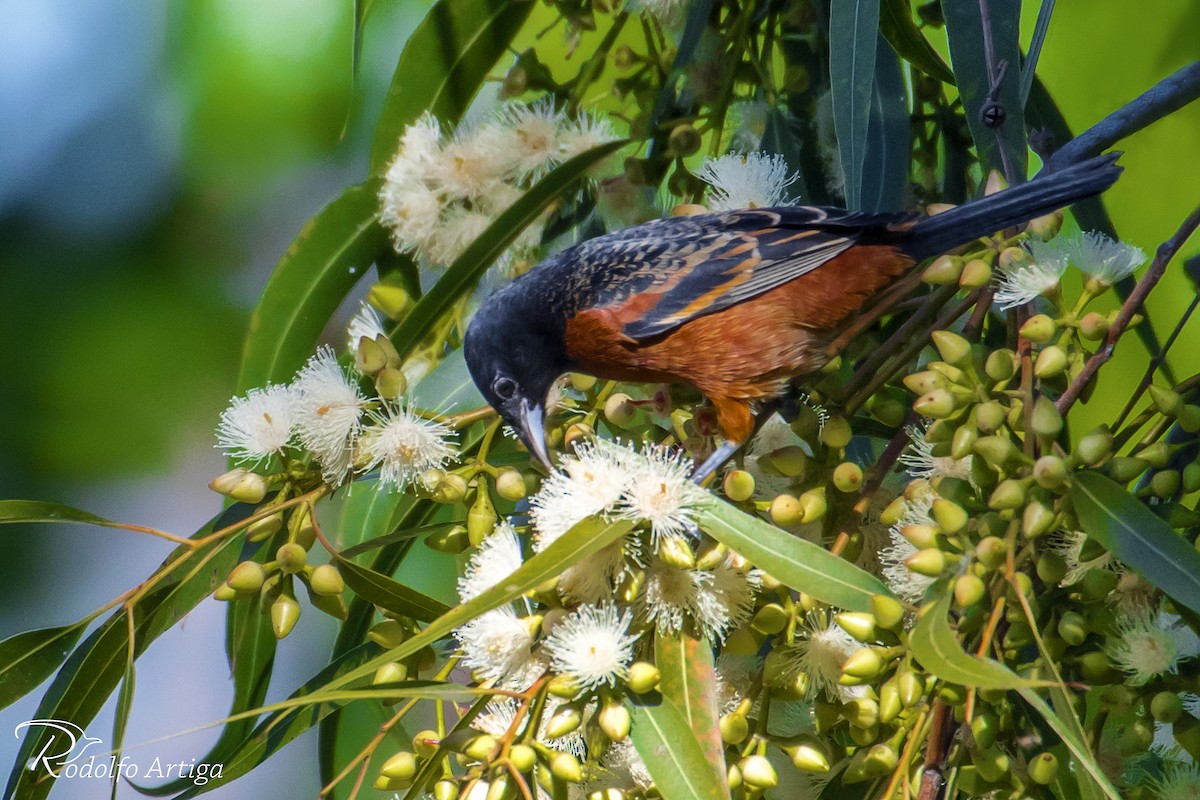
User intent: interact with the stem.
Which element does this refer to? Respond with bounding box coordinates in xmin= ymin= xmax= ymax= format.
xmin=1112 ymin=292 xmax=1200 ymax=429
xmin=1057 ymin=200 xmax=1200 ymax=414
xmin=917 ymin=701 xmax=956 ymax=800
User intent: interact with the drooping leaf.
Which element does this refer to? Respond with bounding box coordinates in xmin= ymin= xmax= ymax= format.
xmin=0 ymin=623 xmax=87 ymax=711
xmin=333 ymin=556 xmax=452 ymax=623
xmin=368 ymin=0 xmax=535 ymax=173
xmin=630 ymin=699 xmax=730 ymax=800
xmin=942 ymin=0 xmax=1027 ymax=178
xmin=694 ymin=497 xmax=891 ymax=612
xmin=878 ymin=0 xmax=955 ymax=84
xmin=5 ymin=502 xmax=256 ymax=800
xmin=829 ymin=0 xmax=883 ymax=210
xmin=1071 ymin=470 xmax=1200 ymax=617
xmin=860 ymin=34 xmax=910 ymax=213
xmin=236 ymin=180 xmax=388 ymax=391
xmin=110 ymin=661 xmax=136 ymax=800
xmin=0 ymin=499 xmax=112 ymax=527
xmin=654 ymin=633 xmax=726 ymax=794
xmin=389 ymin=139 xmax=627 ymax=359
xmin=909 ymin=590 xmax=1045 ymax=689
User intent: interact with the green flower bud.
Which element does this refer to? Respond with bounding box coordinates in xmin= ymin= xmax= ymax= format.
xmin=213 ymin=583 xmax=237 ymax=601
xmin=1178 ymin=405 xmax=1200 ymax=433
xmin=1031 ymin=395 xmax=1063 ymax=438
xmin=227 ymin=561 xmax=267 ymax=593
xmin=1019 ymin=314 xmax=1057 ymax=344
xmin=1026 ymin=751 xmax=1059 ymax=785
xmin=1138 ymin=441 xmax=1172 ymax=469
xmin=931 ymin=498 xmax=968 ymax=535
xmin=485 ymin=775 xmax=513 ymax=800
xmin=1076 ymin=425 xmax=1113 ymax=465
xmin=988 ymin=479 xmax=1026 ymax=510
xmin=973 ymin=435 xmax=1021 ymax=469
xmin=836 ymin=612 xmax=877 ymax=643
xmin=627 ymin=661 xmax=660 ymax=694
xmin=1078 ymin=651 xmax=1119 ymax=683
xmin=901 ymin=523 xmax=939 ymax=550
xmin=544 ymin=705 xmax=583 ymax=739
xmin=381 ymin=751 xmax=418 ymax=781
xmin=1032 ymin=455 xmax=1069 ymax=489
xmin=1077 ymin=568 xmax=1119 ymax=601
xmin=551 ymin=751 xmax=583 ymax=783
xmin=785 ymin=735 xmax=831 ymax=773
xmin=1026 ymin=210 xmax=1063 ymax=240
xmin=879 ymin=495 xmax=909 ymax=526
xmin=878 ymin=679 xmax=901 ymax=724
xmin=1023 ymin=499 xmax=1056 ymax=539
xmin=950 ymin=425 xmax=977 ymax=460
xmin=467 ymin=487 xmax=498 ymax=547
xmin=769 ymin=445 xmax=809 ymax=477
xmin=833 ymin=461 xmax=864 ymax=493
xmin=598 ymin=701 xmax=631 ymax=742
xmin=897 ymin=670 xmax=924 ymax=707
xmin=1078 ymin=311 xmax=1109 ymax=340
xmin=211 ymin=469 xmax=268 ymax=505
xmin=1148 ymin=384 xmax=1184 ymax=416
xmin=842 ymin=648 xmax=885 ymax=679
xmin=932 ymin=330 xmax=972 ymax=365
xmin=245 ymin=512 xmax=283 ymax=542
xmin=719 ymin=712 xmax=750 ymax=744
xmin=959 ymin=258 xmax=992 ymax=289
xmin=355 ymin=335 xmax=389 ymax=376
xmin=770 ymin=493 xmax=803 ymax=526
xmin=432 ymin=780 xmax=458 ymax=800
xmin=375 ymin=367 xmax=408 ymax=401
xmin=975 ymin=536 xmax=1006 ymax=569
xmin=369 ymin=284 xmax=412 ymax=319
xmin=1036 ymin=552 xmax=1067 ymax=586
xmin=923 ymin=255 xmax=964 ymax=285
xmin=1152 ymin=691 xmax=1184 ymax=723
xmin=308 ymin=564 xmax=344 ymax=596
xmin=1106 ymin=457 xmax=1149 ymax=484
xmin=985 ymin=349 xmax=1018 ymax=383
xmin=914 ymin=388 xmax=957 ymax=419
xmin=1152 ymin=469 xmax=1181 ymax=497
xmin=603 ymin=392 xmax=637 ymax=428
xmin=903 ymin=370 xmax=948 ymax=395
xmin=752 ymin=603 xmax=789 ymax=635
xmin=739 ymin=755 xmax=778 ymax=790
xmin=954 ymin=574 xmax=987 ymax=608
xmin=426 ymin=524 xmax=470 ymax=554
xmin=276 ymin=542 xmax=307 ymax=574
xmin=820 ymin=416 xmax=853 ymax=448
xmin=271 ymin=592 xmax=301 ymax=639
xmin=723 ymin=469 xmax=756 ymax=502
xmin=463 ymin=734 xmax=498 ymax=762
xmin=972 ymin=401 xmax=1004 ymax=436
xmin=1034 ymin=345 xmax=1069 ymax=378
xmin=667 ymin=124 xmax=702 ymax=156
xmin=906 ymin=548 xmax=946 ymax=577
xmin=872 ymin=594 xmax=906 ymax=630
xmin=872 ymin=397 xmax=908 ymax=427
xmin=1185 ymin=462 xmax=1200 ymax=494
xmin=658 ymin=534 xmax=696 ymax=569
xmin=928 ymin=361 xmax=967 ymax=384
xmin=494 ymin=469 xmax=527 ymax=502
xmin=998 ymin=245 xmax=1030 ymax=270
xmin=432 ymin=474 xmax=468 ymax=504
xmin=1057 ymin=611 xmax=1087 ymax=645
xmin=799 ymin=488 xmax=828 ymax=522
xmin=369 ymin=620 xmax=408 ymax=649
xmin=864 ymin=743 xmax=899 ymax=776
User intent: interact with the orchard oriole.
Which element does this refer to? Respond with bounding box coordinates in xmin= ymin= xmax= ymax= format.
xmin=465 ymin=152 xmax=1122 ymax=481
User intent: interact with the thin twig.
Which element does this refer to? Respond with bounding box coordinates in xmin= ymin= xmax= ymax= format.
xmin=829 ymin=413 xmax=918 ymax=558
xmin=1112 ymin=292 xmax=1200 ymax=429
xmin=1057 ymin=200 xmax=1200 ymax=414
xmin=918 ymin=701 xmax=956 ymax=800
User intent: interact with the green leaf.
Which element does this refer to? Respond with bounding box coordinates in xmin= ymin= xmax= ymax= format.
xmin=860 ymin=34 xmax=910 ymax=213
xmin=1020 ymin=0 xmax=1056 ymax=106
xmin=110 ymin=662 xmax=136 ymax=800
xmin=5 ymin=503 xmax=256 ymax=800
xmin=942 ymin=0 xmax=1027 ymax=178
xmin=909 ymin=590 xmax=1043 ymax=689
xmin=654 ymin=633 xmax=727 ymax=797
xmin=329 ymin=518 xmax=635 ymax=691
xmin=336 ymin=479 xmax=412 ymax=553
xmin=390 ymin=139 xmax=627 ymax=359
xmin=878 ymin=0 xmax=955 ymax=84
xmin=829 ymin=0 xmax=882 ymax=210
xmin=368 ymin=0 xmax=535 ymax=173
xmin=333 ymin=556 xmax=452 ymax=622
xmin=0 ymin=499 xmax=111 ymax=526
xmin=630 ymin=699 xmax=729 ymax=800
xmin=0 ymin=622 xmax=87 ymax=711
xmin=408 ymin=348 xmax=485 ymax=410
xmin=1016 ymin=688 xmax=1123 ymax=800
xmin=236 ymin=179 xmax=388 ymax=392
xmin=694 ymin=497 xmax=891 ymax=612
xmin=1071 ymin=470 xmax=1200 ymax=617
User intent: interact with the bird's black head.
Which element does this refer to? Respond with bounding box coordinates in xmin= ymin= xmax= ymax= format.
xmin=464 ymin=279 xmax=572 ymax=468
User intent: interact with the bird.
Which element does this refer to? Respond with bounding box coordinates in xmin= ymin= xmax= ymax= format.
xmin=464 ymin=152 xmax=1122 ymax=483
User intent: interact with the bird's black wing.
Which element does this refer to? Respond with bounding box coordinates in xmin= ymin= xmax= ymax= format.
xmin=616 ymin=206 xmax=913 ymax=341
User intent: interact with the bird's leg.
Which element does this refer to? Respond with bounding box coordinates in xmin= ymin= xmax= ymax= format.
xmin=690 ymin=397 xmax=777 ymax=485
xmin=690 ymin=438 xmax=745 ymax=485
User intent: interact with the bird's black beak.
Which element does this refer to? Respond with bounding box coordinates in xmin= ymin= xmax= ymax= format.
xmin=517 ymin=399 xmax=552 ymax=470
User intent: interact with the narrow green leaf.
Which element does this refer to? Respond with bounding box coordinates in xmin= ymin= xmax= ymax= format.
xmin=0 ymin=623 xmax=87 ymax=711
xmin=236 ymin=179 xmax=388 ymax=392
xmin=368 ymin=0 xmax=535 ymax=173
xmin=942 ymin=0 xmax=1027 ymax=178
xmin=0 ymin=499 xmax=111 ymax=526
xmin=1071 ymin=470 xmax=1200 ymax=617
xmin=694 ymin=497 xmax=891 ymax=612
xmin=4 ymin=503 xmax=255 ymax=800
xmin=333 ymin=556 xmax=451 ymax=622
xmin=339 ymin=520 xmax=448 ymax=559
xmin=408 ymin=348 xmax=485 ymax=410
xmin=909 ymin=591 xmax=1043 ymax=689
xmin=878 ymin=0 xmax=955 ymax=84
xmin=336 ymin=480 xmax=411 ymax=553
xmin=1016 ymin=688 xmax=1123 ymax=800
xmin=860 ymin=34 xmax=910 ymax=213
xmin=759 ymin=108 xmax=811 ymax=202
xmin=630 ymin=700 xmax=729 ymax=800
xmin=329 ymin=518 xmax=635 ymax=691
xmin=110 ymin=662 xmax=136 ymax=800
xmin=390 ymin=139 xmax=627 ymax=359
xmin=654 ymin=634 xmax=728 ymax=798
xmin=829 ymin=0 xmax=882 ymax=210
xmin=1020 ymin=0 xmax=1056 ymax=106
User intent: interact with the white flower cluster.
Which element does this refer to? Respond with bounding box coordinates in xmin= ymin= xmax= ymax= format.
xmin=994 ymin=231 xmax=1145 ymax=310
xmin=876 ymin=486 xmax=938 ymax=604
xmin=379 ymin=102 xmax=617 ymax=269
xmin=699 ymin=151 xmax=799 ymax=212
xmin=215 ymin=345 xmax=456 ymax=487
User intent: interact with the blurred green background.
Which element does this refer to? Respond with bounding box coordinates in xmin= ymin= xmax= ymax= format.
xmin=0 ymin=0 xmax=1197 ymax=795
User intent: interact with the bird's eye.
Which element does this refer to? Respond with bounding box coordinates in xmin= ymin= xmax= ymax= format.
xmin=493 ymin=377 xmax=517 ymax=400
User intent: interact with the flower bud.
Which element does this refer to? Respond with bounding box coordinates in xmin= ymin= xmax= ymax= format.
xmin=799 ymin=488 xmax=828 ymax=522
xmin=903 ymin=370 xmax=948 ymax=395
xmin=603 ymin=393 xmax=637 ymax=428
xmin=871 ymin=594 xmax=906 ymax=630
xmin=769 ymin=494 xmax=803 ymax=526
xmin=914 ymin=388 xmax=956 ymax=419
xmin=1034 ymin=345 xmax=1069 ymax=378
xmin=493 ymin=469 xmax=526 ymax=502
xmin=1030 ymin=396 xmax=1063 ymax=439
xmin=1179 ymin=405 xmax=1200 ymax=433
xmin=485 ymin=775 xmax=513 ymax=800
xmin=1137 ymin=441 xmax=1172 ymax=468
xmin=769 ymin=445 xmax=808 ymax=477
xmin=879 ymin=496 xmax=908 ymax=527
xmin=369 ymin=284 xmax=412 ymax=319
xmin=900 ymin=523 xmax=938 ymax=550
xmin=985 ymin=349 xmax=1018 ymax=382
xmin=276 ymin=542 xmax=307 ymax=574
xmin=864 ymin=743 xmax=899 ymax=776
xmin=544 ymin=705 xmax=583 ymax=739
xmin=1036 ymin=552 xmax=1067 ymax=586
xmin=271 ymin=592 xmax=301 ymax=639
xmin=1019 ymin=314 xmax=1057 ymax=344
xmin=627 ymin=661 xmax=660 ymax=694
xmin=1023 ymin=499 xmax=1056 ymax=539
xmin=550 ymin=751 xmax=583 ymax=783
xmin=906 ymin=548 xmax=946 ymax=577
xmin=1151 ymin=691 xmax=1184 ymax=723
xmin=843 ymin=697 xmax=880 ymax=729
xmin=1185 ymin=462 xmax=1200 ymax=494
xmin=896 ymin=669 xmax=924 ymax=707
xmin=1078 ymin=311 xmax=1110 ymax=340
xmin=355 ymin=335 xmax=389 ymax=376
xmin=820 ymin=416 xmax=853 ymax=448
xmin=1027 ymin=751 xmax=1059 ymax=785
xmin=751 ymin=603 xmax=789 ymax=635
xmin=975 ymin=536 xmax=1006 ymax=570
xmin=212 ymin=469 xmax=268 ymax=505
xmin=598 ymin=701 xmax=631 ymax=741
xmin=467 ymin=488 xmax=498 ymax=547
xmin=930 ymin=498 xmax=967 ymax=535
xmin=381 ymin=751 xmax=418 ymax=781
xmin=972 ymin=435 xmax=1020 ymax=469
xmin=723 ymin=469 xmax=756 ymax=502
xmin=463 ymin=734 xmax=498 ymax=762
xmin=432 ymin=780 xmax=458 ymax=800
xmin=1032 ymin=455 xmax=1068 ymax=489
xmin=932 ymin=330 xmax=972 ymax=365
xmin=667 ymin=124 xmax=702 ymax=156
xmin=998 ymin=246 xmax=1030 ymax=270
xmin=836 ymin=612 xmax=877 ymax=643
xmin=1076 ymin=425 xmax=1113 ymax=465
xmin=959 ymin=258 xmax=992 ymax=289
xmin=657 ymin=534 xmax=696 ymax=569
xmin=954 ymin=574 xmax=986 ymax=608
xmin=1152 ymin=469 xmax=1181 ymax=498
xmin=923 ymin=255 xmax=963 ymax=285
xmin=738 ymin=755 xmax=778 ymax=789
xmin=227 ymin=560 xmax=267 ymax=593
xmin=432 ymin=474 xmax=468 ymax=504
xmin=842 ymin=648 xmax=885 ymax=679
xmin=784 ymin=735 xmax=831 ymax=773
xmin=719 ymin=712 xmax=749 ymax=744
xmin=826 ymin=461 xmax=863 ymax=493
xmin=1026 ymin=210 xmax=1063 ymax=240
xmin=246 ymin=512 xmax=283 ymax=542
xmin=987 ymin=479 xmax=1026 ymax=510
xmin=213 ymin=583 xmax=237 ymax=601
xmin=375 ymin=367 xmax=408 ymax=400
xmin=369 ymin=619 xmax=408 ymax=649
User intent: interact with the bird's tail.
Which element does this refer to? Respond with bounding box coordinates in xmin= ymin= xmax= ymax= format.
xmin=902 ymin=152 xmax=1123 ymax=261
